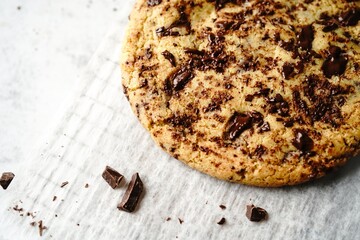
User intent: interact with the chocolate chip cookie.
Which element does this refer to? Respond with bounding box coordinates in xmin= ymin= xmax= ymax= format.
xmin=121 ymin=0 xmax=360 ymax=187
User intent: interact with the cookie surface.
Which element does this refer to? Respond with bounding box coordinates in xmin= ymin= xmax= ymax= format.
xmin=121 ymin=0 xmax=360 ymax=187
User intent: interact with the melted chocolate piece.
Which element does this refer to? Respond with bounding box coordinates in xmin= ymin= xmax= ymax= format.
xmin=147 ymin=0 xmax=162 ymax=6
xmin=322 ymin=46 xmax=348 ymax=78
xmin=162 ymin=50 xmax=177 ymax=67
xmin=297 ymin=25 xmax=314 ymax=51
xmin=0 ymin=172 xmax=15 ymax=190
xmin=246 ymin=205 xmax=268 ymax=222
xmin=319 ymin=8 xmax=360 ymax=32
xmin=118 ymin=173 xmax=143 ymax=213
xmin=267 ymin=94 xmax=290 ymax=117
xmin=172 ymin=68 xmax=194 ymax=91
xmin=224 ymin=112 xmax=252 ymax=140
xmin=102 ymin=166 xmax=124 ymax=189
xmin=292 ymin=129 xmax=314 ymax=152
xmin=282 ymin=63 xmax=295 ymax=80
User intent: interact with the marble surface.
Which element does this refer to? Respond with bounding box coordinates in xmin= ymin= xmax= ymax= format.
xmin=0 ymin=1 xmax=360 ymax=240
xmin=0 ymin=0 xmax=123 ymax=170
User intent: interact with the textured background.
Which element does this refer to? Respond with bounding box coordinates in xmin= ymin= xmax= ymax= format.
xmin=1 ymin=1 xmax=360 ymax=239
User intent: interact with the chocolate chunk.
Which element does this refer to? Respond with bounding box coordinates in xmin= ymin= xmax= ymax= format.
xmin=60 ymin=181 xmax=69 ymax=188
xmin=292 ymin=129 xmax=314 ymax=152
xmin=224 ymin=112 xmax=252 ymax=140
xmin=246 ymin=205 xmax=268 ymax=222
xmin=171 ymin=68 xmax=194 ymax=91
xmin=217 ymin=217 xmax=226 ymax=225
xmin=339 ymin=8 xmax=360 ymax=27
xmin=0 ymin=172 xmax=15 ymax=190
xmin=322 ymin=46 xmax=348 ymax=78
xmin=147 ymin=0 xmax=162 ymax=7
xmin=282 ymin=63 xmax=295 ymax=80
xmin=162 ymin=50 xmax=177 ymax=67
xmin=118 ymin=173 xmax=143 ymax=213
xmin=297 ymin=25 xmax=314 ymax=51
xmin=102 ymin=166 xmax=124 ymax=189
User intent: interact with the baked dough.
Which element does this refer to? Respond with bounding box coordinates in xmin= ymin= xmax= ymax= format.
xmin=121 ymin=0 xmax=360 ymax=187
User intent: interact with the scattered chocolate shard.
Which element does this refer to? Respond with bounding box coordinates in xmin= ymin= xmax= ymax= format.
xmin=246 ymin=205 xmax=268 ymax=222
xmin=38 ymin=220 xmax=47 ymax=237
xmin=178 ymin=218 xmax=184 ymax=224
xmin=117 ymin=173 xmax=143 ymax=212
xmin=217 ymin=217 xmax=226 ymax=225
xmin=219 ymin=204 xmax=226 ymax=210
xmin=60 ymin=181 xmax=69 ymax=188
xmin=0 ymin=172 xmax=15 ymax=190
xmin=102 ymin=166 xmax=124 ymax=189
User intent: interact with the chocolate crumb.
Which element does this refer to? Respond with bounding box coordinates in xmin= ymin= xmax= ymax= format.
xmin=30 ymin=222 xmax=36 ymax=227
xmin=52 ymin=196 xmax=57 ymax=202
xmin=217 ymin=217 xmax=226 ymax=225
xmin=38 ymin=220 xmax=47 ymax=237
xmin=178 ymin=218 xmax=184 ymax=224
xmin=246 ymin=205 xmax=268 ymax=222
xmin=102 ymin=166 xmax=124 ymax=189
xmin=166 ymin=217 xmax=171 ymax=221
xmin=0 ymin=172 xmax=15 ymax=190
xmin=85 ymin=183 xmax=89 ymax=188
xmin=118 ymin=173 xmax=143 ymax=212
xmin=219 ymin=204 xmax=226 ymax=210
xmin=60 ymin=181 xmax=69 ymax=188
xmin=162 ymin=50 xmax=177 ymax=67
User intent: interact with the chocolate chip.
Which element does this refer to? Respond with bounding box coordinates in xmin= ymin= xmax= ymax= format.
xmin=282 ymin=63 xmax=295 ymax=80
xmin=162 ymin=50 xmax=177 ymax=67
xmin=292 ymin=129 xmax=314 ymax=152
xmin=118 ymin=173 xmax=143 ymax=213
xmin=0 ymin=172 xmax=15 ymax=190
xmin=297 ymin=25 xmax=314 ymax=51
xmin=217 ymin=217 xmax=226 ymax=225
xmin=147 ymin=0 xmax=162 ymax=7
xmin=246 ymin=205 xmax=268 ymax=222
xmin=172 ymin=68 xmax=194 ymax=91
xmin=322 ymin=46 xmax=348 ymax=78
xmin=224 ymin=112 xmax=252 ymax=140
xmin=102 ymin=166 xmax=124 ymax=189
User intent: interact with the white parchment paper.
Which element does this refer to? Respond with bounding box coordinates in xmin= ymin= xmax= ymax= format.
xmin=1 ymin=1 xmax=360 ymax=239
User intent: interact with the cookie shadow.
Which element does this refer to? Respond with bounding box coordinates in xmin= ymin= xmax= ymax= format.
xmin=291 ymin=154 xmax=360 ymax=190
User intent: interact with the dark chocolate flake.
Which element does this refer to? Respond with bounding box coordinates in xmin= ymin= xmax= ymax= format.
xmin=102 ymin=166 xmax=124 ymax=189
xmin=246 ymin=205 xmax=268 ymax=222
xmin=118 ymin=173 xmax=143 ymax=213
xmin=60 ymin=181 xmax=69 ymax=188
xmin=0 ymin=172 xmax=15 ymax=190
xmin=282 ymin=63 xmax=295 ymax=80
xmin=217 ymin=217 xmax=226 ymax=225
